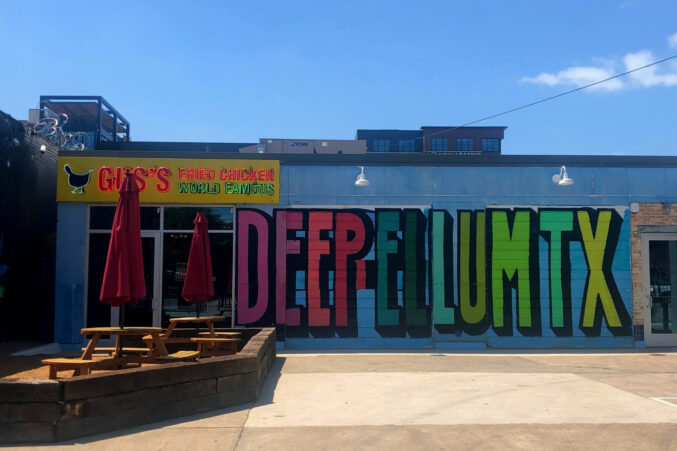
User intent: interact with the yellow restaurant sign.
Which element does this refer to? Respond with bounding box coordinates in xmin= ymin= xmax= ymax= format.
xmin=57 ymin=157 xmax=280 ymax=204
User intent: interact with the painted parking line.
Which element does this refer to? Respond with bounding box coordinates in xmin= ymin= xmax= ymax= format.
xmin=650 ymin=397 xmax=677 ymax=409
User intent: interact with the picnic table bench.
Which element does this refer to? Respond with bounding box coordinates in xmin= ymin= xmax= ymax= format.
xmin=41 ymin=356 xmax=129 ymax=379
xmin=197 ymin=331 xmax=241 ymax=338
xmin=143 ymin=331 xmax=241 ymax=346
xmin=82 ymin=347 xmax=150 ymax=356
xmin=145 ymin=350 xmax=200 ymax=363
xmin=190 ymin=337 xmax=241 ymax=357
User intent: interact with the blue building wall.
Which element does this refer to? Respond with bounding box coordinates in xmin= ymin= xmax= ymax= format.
xmin=55 ymin=162 xmax=677 ymax=349
xmin=54 ymin=203 xmax=87 ymax=345
xmin=235 ymin=164 xmax=675 ymax=349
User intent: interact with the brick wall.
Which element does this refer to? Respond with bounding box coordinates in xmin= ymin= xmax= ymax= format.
xmin=630 ymin=203 xmax=677 ymax=327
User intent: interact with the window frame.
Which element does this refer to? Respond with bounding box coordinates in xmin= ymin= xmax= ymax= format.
xmin=398 ymin=139 xmax=416 ymax=152
xmin=481 ymin=138 xmax=500 ymax=152
xmin=373 ymin=139 xmax=390 ymax=152
xmin=456 ymin=138 xmax=474 ymax=152
xmin=431 ymin=138 xmax=448 ymax=152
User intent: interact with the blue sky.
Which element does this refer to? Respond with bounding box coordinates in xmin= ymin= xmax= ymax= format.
xmin=1 ymin=1 xmax=676 ymax=155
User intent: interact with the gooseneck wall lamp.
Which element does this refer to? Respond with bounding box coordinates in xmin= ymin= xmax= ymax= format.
xmin=355 ymin=166 xmax=370 ymax=187
xmin=552 ymin=165 xmax=574 ymax=186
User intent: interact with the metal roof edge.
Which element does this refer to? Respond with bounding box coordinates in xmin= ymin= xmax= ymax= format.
xmin=57 ymin=151 xmax=677 ymax=167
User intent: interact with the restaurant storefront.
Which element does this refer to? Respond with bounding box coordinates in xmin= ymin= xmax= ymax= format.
xmin=55 ymin=155 xmax=279 ymax=345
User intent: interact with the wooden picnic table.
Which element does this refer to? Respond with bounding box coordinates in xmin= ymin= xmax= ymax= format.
xmin=145 ymin=317 xmax=243 ymax=358
xmin=42 ymin=326 xmax=170 ymax=379
xmin=81 ymin=327 xmax=168 ymax=359
xmin=162 ymin=316 xmax=226 ymax=338
xmin=81 ymin=327 xmax=199 ymax=365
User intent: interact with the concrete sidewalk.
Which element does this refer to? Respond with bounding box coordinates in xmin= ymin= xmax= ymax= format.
xmin=15 ymin=351 xmax=677 ymax=450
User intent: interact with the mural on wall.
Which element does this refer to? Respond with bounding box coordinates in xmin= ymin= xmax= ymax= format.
xmin=236 ymin=207 xmax=632 ymax=341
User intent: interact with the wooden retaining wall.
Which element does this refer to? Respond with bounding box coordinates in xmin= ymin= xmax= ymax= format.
xmin=0 ymin=327 xmax=275 ymax=444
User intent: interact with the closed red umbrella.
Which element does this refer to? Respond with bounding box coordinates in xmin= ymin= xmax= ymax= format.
xmin=100 ymin=172 xmax=145 ymax=327
xmin=182 ymin=212 xmax=214 ymax=317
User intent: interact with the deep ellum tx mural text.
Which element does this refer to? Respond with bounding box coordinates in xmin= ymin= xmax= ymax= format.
xmin=236 ymin=208 xmax=632 ymax=338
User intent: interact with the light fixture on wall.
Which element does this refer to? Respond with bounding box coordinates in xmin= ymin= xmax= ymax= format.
xmin=552 ymin=165 xmax=574 ymax=186
xmin=355 ymin=166 xmax=370 ymax=187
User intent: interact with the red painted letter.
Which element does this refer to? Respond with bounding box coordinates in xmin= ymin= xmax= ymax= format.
xmin=275 ymin=210 xmax=303 ymax=326
xmin=307 ymin=211 xmax=332 ymax=327
xmin=334 ymin=212 xmax=367 ymax=326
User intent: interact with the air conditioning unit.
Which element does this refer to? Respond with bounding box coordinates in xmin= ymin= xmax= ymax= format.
xmin=28 ymin=109 xmax=40 ymax=124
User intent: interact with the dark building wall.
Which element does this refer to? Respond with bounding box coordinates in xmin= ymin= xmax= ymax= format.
xmin=356 ymin=129 xmax=423 ymax=152
xmin=421 ymin=126 xmax=506 ymax=153
xmin=0 ymin=111 xmax=57 ymax=342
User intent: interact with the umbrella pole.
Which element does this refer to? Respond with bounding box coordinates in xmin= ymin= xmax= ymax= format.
xmin=195 ymin=303 xmax=200 ymax=333
xmin=119 ymin=305 xmax=125 ymax=329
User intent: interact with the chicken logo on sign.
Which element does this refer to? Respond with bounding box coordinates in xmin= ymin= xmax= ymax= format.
xmin=63 ymin=164 xmax=93 ymax=194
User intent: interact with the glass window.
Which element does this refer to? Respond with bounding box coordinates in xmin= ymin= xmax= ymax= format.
xmin=86 ymin=233 xmax=112 ymax=327
xmin=90 ymin=206 xmax=160 ymax=230
xmin=431 ymin=138 xmax=448 ymax=152
xmin=398 ymin=139 xmax=416 ymax=152
xmin=162 ymin=232 xmax=233 ymax=324
xmin=482 ymin=138 xmax=500 ymax=152
xmin=372 ymin=139 xmax=390 ymax=152
xmin=457 ymin=138 xmax=474 ymax=151
xmin=649 ymin=240 xmax=676 ymax=334
xmin=164 ymin=207 xmax=233 ymax=230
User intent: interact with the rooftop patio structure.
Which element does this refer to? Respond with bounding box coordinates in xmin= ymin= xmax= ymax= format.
xmin=38 ymin=96 xmax=130 ymax=149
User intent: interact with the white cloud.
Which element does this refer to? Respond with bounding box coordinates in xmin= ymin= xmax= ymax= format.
xmin=521 ymin=66 xmax=624 ymax=91
xmin=625 ymin=50 xmax=677 ymax=87
xmin=521 ymin=33 xmax=677 ymax=91
xmin=669 ymin=32 xmax=677 ymax=49
xmin=520 ymin=73 xmax=559 ymax=86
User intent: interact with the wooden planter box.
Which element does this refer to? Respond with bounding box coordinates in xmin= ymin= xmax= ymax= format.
xmin=0 ymin=327 xmax=275 ymax=444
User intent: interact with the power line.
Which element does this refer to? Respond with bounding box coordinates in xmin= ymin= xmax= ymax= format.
xmin=382 ymin=52 xmax=677 ymax=149
xmin=438 ymin=52 xmax=677 ymax=133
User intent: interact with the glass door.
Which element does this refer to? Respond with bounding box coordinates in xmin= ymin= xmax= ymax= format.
xmin=642 ymin=234 xmax=677 ymax=346
xmin=161 ymin=207 xmax=234 ymax=327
